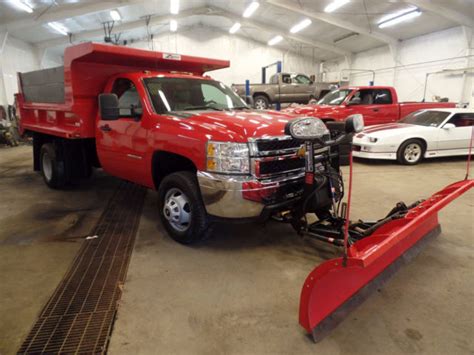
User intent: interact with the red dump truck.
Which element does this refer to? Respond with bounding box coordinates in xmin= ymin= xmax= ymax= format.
xmin=284 ymin=86 xmax=456 ymax=125
xmin=16 ymin=42 xmax=327 ymax=244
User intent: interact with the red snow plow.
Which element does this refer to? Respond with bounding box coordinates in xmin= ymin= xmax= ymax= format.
xmin=282 ymin=116 xmax=473 ymax=342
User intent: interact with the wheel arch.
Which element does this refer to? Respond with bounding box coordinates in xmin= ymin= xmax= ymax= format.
xmin=397 ymin=137 xmax=428 ymax=153
xmin=152 ymin=150 xmax=197 ymax=189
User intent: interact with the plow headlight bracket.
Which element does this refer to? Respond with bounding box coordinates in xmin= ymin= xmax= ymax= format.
xmin=285 ymin=117 xmax=329 ymax=141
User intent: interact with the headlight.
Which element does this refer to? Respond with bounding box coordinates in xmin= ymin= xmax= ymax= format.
xmin=284 ymin=117 xmax=329 ymax=140
xmin=368 ymin=137 xmax=378 ymax=143
xmin=206 ymin=141 xmax=250 ymax=174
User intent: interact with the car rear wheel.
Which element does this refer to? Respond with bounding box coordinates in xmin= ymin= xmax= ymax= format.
xmin=158 ymin=171 xmax=212 ymax=244
xmin=397 ymin=139 xmax=425 ymax=165
xmin=40 ymin=143 xmax=68 ymax=189
xmin=254 ymin=95 xmax=269 ymax=110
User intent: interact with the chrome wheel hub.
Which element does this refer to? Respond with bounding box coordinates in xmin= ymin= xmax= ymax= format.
xmin=255 ymin=99 xmax=267 ymax=110
xmin=163 ymin=188 xmax=191 ymax=232
xmin=404 ymin=143 xmax=421 ymax=162
xmin=42 ymin=152 xmax=53 ymax=181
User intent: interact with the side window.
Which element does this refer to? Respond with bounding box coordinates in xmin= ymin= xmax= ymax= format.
xmin=111 ymin=78 xmax=142 ymax=118
xmin=373 ymin=89 xmax=393 ymax=104
xmin=281 ymin=74 xmax=291 ymax=84
xmin=357 ymin=90 xmax=374 ymax=105
xmin=294 ymin=75 xmax=312 ymax=84
xmin=447 ymin=113 xmax=474 ymax=127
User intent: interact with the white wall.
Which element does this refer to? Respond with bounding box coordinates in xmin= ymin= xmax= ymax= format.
xmin=322 ymin=26 xmax=474 ymax=105
xmin=127 ymin=25 xmax=319 ymax=86
xmin=0 ymin=35 xmax=40 ymax=106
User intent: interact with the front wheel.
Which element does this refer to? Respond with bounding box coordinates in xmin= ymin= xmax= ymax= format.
xmin=397 ymin=139 xmax=425 ymax=165
xmin=158 ymin=171 xmax=212 ymax=244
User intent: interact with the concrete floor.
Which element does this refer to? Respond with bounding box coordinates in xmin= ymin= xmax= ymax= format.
xmin=1 ymin=145 xmax=473 ymax=354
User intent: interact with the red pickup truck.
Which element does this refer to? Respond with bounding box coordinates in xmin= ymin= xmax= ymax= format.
xmin=284 ymin=86 xmax=455 ymax=125
xmin=16 ymin=42 xmax=320 ymax=244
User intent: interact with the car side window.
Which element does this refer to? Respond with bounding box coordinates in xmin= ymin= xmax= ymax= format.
xmin=373 ymin=89 xmax=393 ymax=104
xmin=294 ymin=75 xmax=312 ymax=85
xmin=356 ymin=90 xmax=374 ymax=105
xmin=111 ymin=78 xmax=142 ymax=118
xmin=281 ymin=74 xmax=291 ymax=84
xmin=446 ymin=113 xmax=474 ymax=127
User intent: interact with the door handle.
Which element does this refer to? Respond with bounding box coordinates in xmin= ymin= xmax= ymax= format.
xmin=372 ymin=108 xmax=379 ymax=112
xmin=99 ymin=124 xmax=112 ymax=132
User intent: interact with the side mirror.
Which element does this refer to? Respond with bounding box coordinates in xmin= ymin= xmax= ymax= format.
xmin=443 ymin=123 xmax=456 ymax=130
xmin=345 ymin=114 xmax=365 ymax=133
xmin=347 ymin=97 xmax=361 ymax=106
xmin=99 ymin=93 xmax=119 ymax=120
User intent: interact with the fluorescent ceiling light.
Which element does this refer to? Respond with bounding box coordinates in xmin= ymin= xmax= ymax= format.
xmin=110 ymin=10 xmax=121 ymax=21
xmin=229 ymin=22 xmax=241 ymax=34
xmin=290 ymin=18 xmax=312 ymax=33
xmin=243 ymin=1 xmax=259 ymax=18
xmin=268 ymin=35 xmax=283 ymax=46
xmin=10 ymin=0 xmax=33 ymax=13
xmin=378 ymin=7 xmax=421 ymax=28
xmin=48 ymin=22 xmax=69 ymax=36
xmin=324 ymin=0 xmax=350 ymax=13
xmin=170 ymin=19 xmax=178 ymax=32
xmin=170 ymin=0 xmax=179 ymax=15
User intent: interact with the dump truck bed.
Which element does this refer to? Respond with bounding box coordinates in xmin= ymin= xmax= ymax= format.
xmin=17 ymin=42 xmax=229 ymax=139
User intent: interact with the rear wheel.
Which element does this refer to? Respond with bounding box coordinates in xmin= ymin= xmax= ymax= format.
xmin=397 ymin=139 xmax=425 ymax=165
xmin=254 ymin=95 xmax=270 ymax=110
xmin=158 ymin=171 xmax=211 ymax=244
xmin=40 ymin=143 xmax=68 ymax=188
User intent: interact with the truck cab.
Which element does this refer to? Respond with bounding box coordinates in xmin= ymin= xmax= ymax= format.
xmin=17 ymin=42 xmax=327 ymax=245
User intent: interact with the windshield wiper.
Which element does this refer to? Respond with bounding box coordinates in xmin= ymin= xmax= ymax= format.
xmin=184 ymin=104 xmax=222 ymax=111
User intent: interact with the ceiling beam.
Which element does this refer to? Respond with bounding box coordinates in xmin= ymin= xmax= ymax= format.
xmin=209 ymin=7 xmax=351 ymax=57
xmin=266 ymin=0 xmax=398 ymax=46
xmin=0 ymin=1 xmax=139 ymax=32
xmin=36 ymin=7 xmax=212 ymax=49
xmin=404 ymin=1 xmax=473 ymax=27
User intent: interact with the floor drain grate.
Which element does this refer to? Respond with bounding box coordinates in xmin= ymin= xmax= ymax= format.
xmin=18 ymin=181 xmax=146 ymax=354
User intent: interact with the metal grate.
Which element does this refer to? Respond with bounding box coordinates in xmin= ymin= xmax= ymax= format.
xmin=18 ymin=181 xmax=146 ymax=354
xmin=259 ymin=157 xmax=305 ymax=176
xmin=256 ymin=138 xmax=302 ymax=153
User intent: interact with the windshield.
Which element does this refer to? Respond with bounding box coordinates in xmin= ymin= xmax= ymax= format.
xmin=144 ymin=77 xmax=248 ymax=113
xmin=400 ymin=110 xmax=451 ymax=127
xmin=317 ymin=89 xmax=351 ymax=105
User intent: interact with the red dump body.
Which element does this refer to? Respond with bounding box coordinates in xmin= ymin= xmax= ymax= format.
xmin=17 ymin=42 xmax=230 ymax=139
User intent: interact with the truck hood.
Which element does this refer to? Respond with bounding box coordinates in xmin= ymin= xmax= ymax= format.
xmin=165 ymin=109 xmax=298 ymax=142
xmin=357 ymin=123 xmax=433 ymax=139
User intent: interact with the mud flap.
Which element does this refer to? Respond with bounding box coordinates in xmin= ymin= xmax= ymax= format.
xmin=299 ymin=179 xmax=473 ymax=342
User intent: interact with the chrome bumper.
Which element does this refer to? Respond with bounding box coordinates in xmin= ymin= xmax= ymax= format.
xmin=197 ymin=171 xmax=302 ymax=219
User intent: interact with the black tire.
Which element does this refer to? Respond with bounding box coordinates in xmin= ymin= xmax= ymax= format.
xmin=397 ymin=139 xmax=425 ymax=165
xmin=254 ymin=95 xmax=270 ymax=110
xmin=158 ymin=171 xmax=211 ymax=244
xmin=40 ymin=143 xmax=68 ymax=189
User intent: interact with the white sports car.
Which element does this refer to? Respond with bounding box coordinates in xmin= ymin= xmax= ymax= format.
xmin=353 ymin=108 xmax=474 ymax=164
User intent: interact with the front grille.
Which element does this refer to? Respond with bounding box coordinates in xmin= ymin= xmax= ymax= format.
xmin=256 ymin=139 xmax=302 ymax=153
xmin=259 ymin=158 xmax=305 ymax=176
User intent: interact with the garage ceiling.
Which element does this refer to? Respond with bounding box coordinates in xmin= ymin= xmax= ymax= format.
xmin=0 ymin=0 xmax=473 ymax=61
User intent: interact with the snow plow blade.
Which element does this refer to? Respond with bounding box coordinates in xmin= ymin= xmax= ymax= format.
xmin=299 ymin=179 xmax=473 ymax=342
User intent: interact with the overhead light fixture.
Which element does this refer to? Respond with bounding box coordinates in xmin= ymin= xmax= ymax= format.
xmin=170 ymin=19 xmax=178 ymax=32
xmin=243 ymin=1 xmax=259 ymax=18
xmin=324 ymin=0 xmax=350 ymax=13
xmin=10 ymin=0 xmax=33 ymax=13
xmin=290 ymin=18 xmax=312 ymax=34
xmin=170 ymin=0 xmax=179 ymax=15
xmin=268 ymin=35 xmax=283 ymax=46
xmin=334 ymin=32 xmax=359 ymax=43
xmin=48 ymin=22 xmax=69 ymax=36
xmin=378 ymin=7 xmax=421 ymax=28
xmin=229 ymin=22 xmax=241 ymax=34
xmin=110 ymin=10 xmax=121 ymax=21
